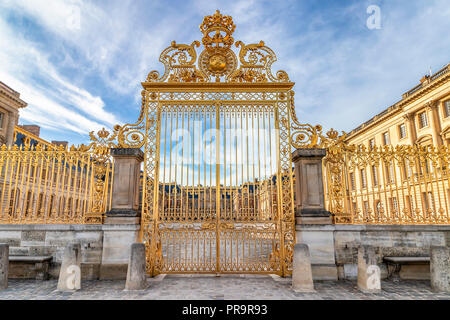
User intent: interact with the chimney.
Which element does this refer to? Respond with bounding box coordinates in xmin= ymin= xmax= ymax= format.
xmin=20 ymin=125 xmax=41 ymax=137
xmin=52 ymin=141 xmax=69 ymax=149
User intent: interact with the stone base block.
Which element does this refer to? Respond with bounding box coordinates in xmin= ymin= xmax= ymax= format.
xmin=125 ymin=243 xmax=148 ymax=290
xmin=338 ymin=263 xmax=388 ymax=280
xmin=296 ymin=215 xmax=332 ymax=225
xmin=104 ymin=217 xmax=140 ymax=225
xmin=100 ymin=264 xmax=128 ymax=280
xmin=430 ymin=246 xmax=450 ymax=293
xmin=82 ymin=263 xmax=101 ymax=280
xmin=357 ymin=246 xmax=381 ymax=293
xmin=57 ymin=243 xmax=82 ymax=291
xmin=399 ymin=264 xmax=430 ymax=280
xmin=8 ymin=261 xmax=49 ymax=280
xmin=311 ymin=264 xmax=338 ymax=280
xmin=105 ymin=210 xmax=139 ymax=218
xmin=0 ymin=244 xmax=8 ymax=290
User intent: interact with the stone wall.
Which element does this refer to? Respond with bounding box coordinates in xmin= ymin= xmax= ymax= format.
xmin=297 ymin=224 xmax=450 ymax=280
xmin=1 ymin=223 xmax=449 ymax=280
xmin=0 ymin=224 xmax=117 ymax=279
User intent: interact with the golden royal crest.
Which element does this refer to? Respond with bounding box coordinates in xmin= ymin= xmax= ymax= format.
xmin=145 ymin=10 xmax=290 ymax=83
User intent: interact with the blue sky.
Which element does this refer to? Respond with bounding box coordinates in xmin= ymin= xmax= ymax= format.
xmin=0 ymin=0 xmax=449 ymax=147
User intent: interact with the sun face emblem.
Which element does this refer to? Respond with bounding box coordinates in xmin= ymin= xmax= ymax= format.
xmin=208 ymin=54 xmax=227 ymax=72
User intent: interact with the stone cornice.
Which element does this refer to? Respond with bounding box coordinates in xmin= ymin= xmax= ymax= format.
xmin=0 ymin=86 xmax=27 ymax=109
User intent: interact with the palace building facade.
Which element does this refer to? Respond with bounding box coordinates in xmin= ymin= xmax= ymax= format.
xmin=345 ymin=63 xmax=450 ymax=148
xmin=0 ymin=81 xmax=111 ymax=224
xmin=327 ymin=63 xmax=450 ymax=224
xmin=0 ymin=81 xmax=27 ymax=146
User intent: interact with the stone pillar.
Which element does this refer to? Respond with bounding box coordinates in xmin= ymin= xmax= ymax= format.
xmin=292 ymin=244 xmax=314 ymax=292
xmin=293 ymin=148 xmax=337 ymax=280
xmin=57 ymin=243 xmax=82 ymax=292
xmin=430 ymin=246 xmax=450 ymax=293
xmin=426 ymin=101 xmax=443 ymax=147
xmin=107 ymin=148 xmax=144 ymax=223
xmin=5 ymin=112 xmax=17 ymax=146
xmin=125 ymin=243 xmax=148 ymax=291
xmin=403 ymin=112 xmax=417 ymax=145
xmin=0 ymin=244 xmax=9 ymax=290
xmin=357 ymin=246 xmax=381 ymax=293
xmin=292 ymin=148 xmax=330 ymax=224
xmin=101 ymin=148 xmax=143 ymax=280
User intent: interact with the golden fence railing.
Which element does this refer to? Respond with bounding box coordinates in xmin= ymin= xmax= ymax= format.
xmin=0 ymin=128 xmax=115 ymax=224
xmin=323 ymin=140 xmax=450 ymax=225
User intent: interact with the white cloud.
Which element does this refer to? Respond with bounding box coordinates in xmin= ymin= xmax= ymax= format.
xmin=0 ymin=14 xmax=118 ymax=138
xmin=0 ymin=0 xmax=449 ymax=143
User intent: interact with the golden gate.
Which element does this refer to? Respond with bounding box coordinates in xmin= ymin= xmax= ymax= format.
xmin=112 ymin=11 xmax=322 ymax=276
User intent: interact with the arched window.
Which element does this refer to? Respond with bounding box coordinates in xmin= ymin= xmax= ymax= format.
xmin=68 ymin=197 xmax=73 ymax=213
xmin=24 ymin=191 xmax=33 ymax=216
xmin=37 ymin=193 xmax=44 ymax=216
xmin=48 ymin=195 xmax=55 ymax=215
xmin=8 ymin=188 xmax=21 ymax=215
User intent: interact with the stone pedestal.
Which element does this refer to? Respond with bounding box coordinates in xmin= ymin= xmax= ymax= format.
xmin=57 ymin=243 xmax=82 ymax=292
xmin=357 ymin=246 xmax=381 ymax=293
xmin=107 ymin=148 xmax=144 ymax=218
xmin=292 ymin=148 xmax=331 ymax=225
xmin=430 ymin=246 xmax=450 ymax=293
xmin=293 ymin=149 xmax=337 ymax=280
xmin=100 ymin=223 xmax=141 ymax=280
xmin=125 ymin=243 xmax=148 ymax=290
xmin=0 ymin=244 xmax=9 ymax=290
xmin=292 ymin=244 xmax=314 ymax=292
xmin=101 ymin=148 xmax=143 ymax=279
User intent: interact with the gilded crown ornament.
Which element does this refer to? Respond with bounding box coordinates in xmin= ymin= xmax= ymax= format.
xmin=143 ymin=9 xmax=290 ymax=84
xmin=200 ymin=10 xmax=236 ymax=49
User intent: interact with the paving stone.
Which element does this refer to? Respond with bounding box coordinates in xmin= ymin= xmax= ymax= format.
xmin=0 ymin=277 xmax=449 ymax=300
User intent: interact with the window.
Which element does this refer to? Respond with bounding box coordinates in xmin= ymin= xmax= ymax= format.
xmin=389 ymin=197 xmax=398 ymax=212
xmin=403 ymin=159 xmax=413 ymax=179
xmin=372 ymin=165 xmax=378 ymax=186
xmin=37 ymin=193 xmax=44 ymax=215
xmin=406 ymin=195 xmax=415 ymax=213
xmin=422 ymin=192 xmax=429 ymax=211
xmin=418 ymin=111 xmax=428 ymax=128
xmin=49 ymin=195 xmax=55 ymax=214
xmin=375 ymin=200 xmax=383 ymax=216
xmin=349 ymin=172 xmax=356 ymax=190
xmin=385 ymin=161 xmax=395 ymax=184
xmin=445 ymin=100 xmax=450 ymax=118
xmin=25 ymin=191 xmax=33 ymax=215
xmin=8 ymin=189 xmax=19 ymax=214
xmin=0 ymin=112 xmax=4 ymax=128
xmin=423 ymin=192 xmax=435 ymax=213
xmin=363 ymin=201 xmax=369 ymax=214
xmin=382 ymin=132 xmax=390 ymax=145
xmin=360 ymin=168 xmax=367 ymax=188
xmin=59 ymin=197 xmax=65 ymax=213
xmin=398 ymin=124 xmax=407 ymax=139
xmin=67 ymin=198 xmax=73 ymax=212
xmin=369 ymin=139 xmax=375 ymax=150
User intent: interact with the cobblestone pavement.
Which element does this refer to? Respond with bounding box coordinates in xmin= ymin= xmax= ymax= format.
xmin=0 ymin=275 xmax=449 ymax=300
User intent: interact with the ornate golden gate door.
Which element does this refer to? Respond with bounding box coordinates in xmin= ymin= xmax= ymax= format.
xmin=115 ymin=11 xmax=317 ymax=276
